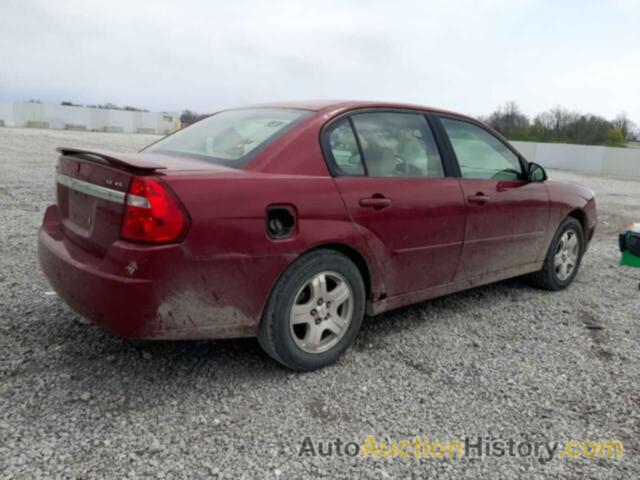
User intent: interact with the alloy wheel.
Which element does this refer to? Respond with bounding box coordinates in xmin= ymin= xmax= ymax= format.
xmin=289 ymin=271 xmax=354 ymax=354
xmin=554 ymin=230 xmax=579 ymax=281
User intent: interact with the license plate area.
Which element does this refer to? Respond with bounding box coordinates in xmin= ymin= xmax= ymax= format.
xmin=67 ymin=190 xmax=96 ymax=232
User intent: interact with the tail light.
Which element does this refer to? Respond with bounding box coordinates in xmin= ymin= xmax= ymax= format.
xmin=120 ymin=176 xmax=189 ymax=243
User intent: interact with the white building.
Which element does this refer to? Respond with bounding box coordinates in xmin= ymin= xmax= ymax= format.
xmin=0 ymin=102 xmax=179 ymax=134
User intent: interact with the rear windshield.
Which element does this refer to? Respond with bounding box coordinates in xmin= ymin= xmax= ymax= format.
xmin=144 ymin=108 xmax=311 ymax=167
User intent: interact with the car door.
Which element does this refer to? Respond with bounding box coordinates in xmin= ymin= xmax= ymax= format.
xmin=324 ymin=111 xmax=466 ymax=297
xmin=437 ymin=116 xmax=549 ymax=279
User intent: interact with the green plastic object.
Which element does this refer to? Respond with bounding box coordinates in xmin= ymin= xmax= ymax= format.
xmin=621 ymin=250 xmax=640 ymax=268
xmin=619 ymin=226 xmax=640 ymax=268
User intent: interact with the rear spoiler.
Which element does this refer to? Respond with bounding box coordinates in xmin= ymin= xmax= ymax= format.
xmin=57 ymin=147 xmax=167 ymax=172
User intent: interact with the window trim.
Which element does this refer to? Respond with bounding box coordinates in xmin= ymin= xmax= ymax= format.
xmin=320 ymin=108 xmax=457 ymax=178
xmin=433 ymin=114 xmax=529 ymax=180
xmin=348 ymin=117 xmax=369 ymax=176
xmin=320 ymin=117 xmax=367 ymax=177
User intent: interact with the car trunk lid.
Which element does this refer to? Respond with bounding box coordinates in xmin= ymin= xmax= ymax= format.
xmin=55 ymin=147 xmax=231 ymax=256
xmin=56 ymin=151 xmax=137 ymax=256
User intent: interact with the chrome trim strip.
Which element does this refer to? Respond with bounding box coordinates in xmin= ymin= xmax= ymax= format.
xmin=126 ymin=195 xmax=151 ymax=209
xmin=56 ymin=172 xmax=126 ymax=204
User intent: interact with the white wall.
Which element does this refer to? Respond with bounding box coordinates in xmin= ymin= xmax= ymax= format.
xmin=44 ymin=104 xmax=92 ymax=129
xmin=511 ymin=141 xmax=640 ymax=179
xmin=602 ymin=148 xmax=640 ymax=178
xmin=0 ymin=102 xmax=178 ymax=134
xmin=0 ymin=103 xmax=14 ymax=126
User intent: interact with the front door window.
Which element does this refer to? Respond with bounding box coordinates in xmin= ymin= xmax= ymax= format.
xmin=440 ymin=118 xmax=523 ymax=181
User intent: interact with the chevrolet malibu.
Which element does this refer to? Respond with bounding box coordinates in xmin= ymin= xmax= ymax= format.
xmin=38 ymin=100 xmax=597 ymax=370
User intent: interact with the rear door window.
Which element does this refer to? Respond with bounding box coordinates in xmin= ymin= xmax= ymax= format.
xmin=350 ymin=112 xmax=445 ymax=178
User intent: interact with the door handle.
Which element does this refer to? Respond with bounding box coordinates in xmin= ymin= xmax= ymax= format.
xmin=467 ymin=192 xmax=490 ymax=205
xmin=359 ymin=196 xmax=392 ymax=209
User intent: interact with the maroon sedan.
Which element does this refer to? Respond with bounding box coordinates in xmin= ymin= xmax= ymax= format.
xmin=38 ymin=101 xmax=597 ymax=370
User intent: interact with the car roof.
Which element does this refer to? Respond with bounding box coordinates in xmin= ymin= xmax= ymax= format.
xmin=249 ymin=99 xmax=476 ymax=121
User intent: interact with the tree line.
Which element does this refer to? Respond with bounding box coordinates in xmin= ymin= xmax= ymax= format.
xmin=179 ymin=109 xmax=210 ymax=126
xmin=26 ymin=99 xmax=153 ymax=112
xmin=62 ymin=101 xmax=149 ymax=112
xmin=483 ymin=102 xmax=638 ymax=147
xmin=177 ymin=103 xmax=640 ymax=148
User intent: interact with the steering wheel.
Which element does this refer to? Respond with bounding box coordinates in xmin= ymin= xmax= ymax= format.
xmin=348 ymin=153 xmax=361 ymax=165
xmin=394 ymin=154 xmax=408 ymax=176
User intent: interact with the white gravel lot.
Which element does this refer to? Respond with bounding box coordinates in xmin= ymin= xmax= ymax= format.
xmin=1 ymin=127 xmax=639 ymax=479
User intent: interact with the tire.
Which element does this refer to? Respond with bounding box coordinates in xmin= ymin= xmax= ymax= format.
xmin=258 ymin=249 xmax=365 ymax=370
xmin=529 ymin=216 xmax=585 ymax=291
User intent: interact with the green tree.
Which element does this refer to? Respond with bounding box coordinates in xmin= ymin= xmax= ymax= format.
xmin=604 ymin=128 xmax=625 ymax=147
xmin=485 ymin=101 xmax=530 ymax=139
xmin=485 ymin=103 xmax=636 ymax=147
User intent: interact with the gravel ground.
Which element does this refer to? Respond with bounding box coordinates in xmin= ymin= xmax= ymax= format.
xmin=1 ymin=127 xmax=639 ymax=479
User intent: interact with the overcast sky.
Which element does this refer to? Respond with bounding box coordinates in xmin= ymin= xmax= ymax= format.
xmin=1 ymin=0 xmax=638 ymax=121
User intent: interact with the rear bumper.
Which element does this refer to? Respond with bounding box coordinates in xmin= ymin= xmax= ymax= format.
xmin=38 ymin=205 xmax=279 ymax=339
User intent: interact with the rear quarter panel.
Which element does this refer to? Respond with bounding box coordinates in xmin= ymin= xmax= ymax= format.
xmin=156 ymin=171 xmax=384 ymax=334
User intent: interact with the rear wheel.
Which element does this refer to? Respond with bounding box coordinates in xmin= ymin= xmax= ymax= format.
xmin=529 ymin=217 xmax=585 ymax=291
xmin=258 ymin=250 xmax=365 ymax=370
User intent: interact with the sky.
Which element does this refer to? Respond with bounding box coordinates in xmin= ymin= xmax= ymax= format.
xmin=1 ymin=0 xmax=638 ymax=122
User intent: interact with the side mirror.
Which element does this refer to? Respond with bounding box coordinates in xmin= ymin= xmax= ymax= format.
xmin=528 ymin=162 xmax=547 ymax=182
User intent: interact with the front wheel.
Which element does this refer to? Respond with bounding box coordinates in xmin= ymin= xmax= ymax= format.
xmin=529 ymin=216 xmax=585 ymax=291
xmin=258 ymin=250 xmax=365 ymax=370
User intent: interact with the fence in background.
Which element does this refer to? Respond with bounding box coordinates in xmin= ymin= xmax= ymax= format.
xmin=511 ymin=141 xmax=640 ymax=179
xmin=0 ymin=104 xmax=638 ymax=177
xmin=0 ymin=102 xmax=179 ymax=135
